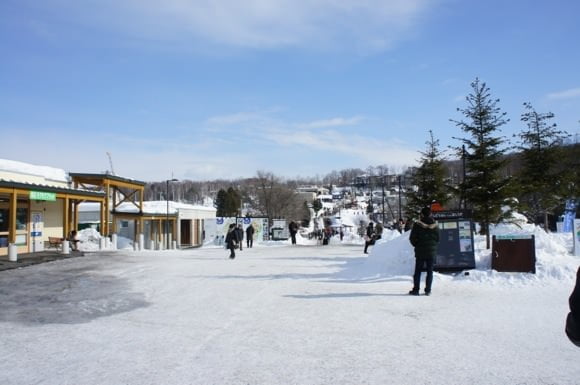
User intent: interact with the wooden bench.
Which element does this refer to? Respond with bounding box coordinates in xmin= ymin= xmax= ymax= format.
xmin=48 ymin=237 xmax=64 ymax=250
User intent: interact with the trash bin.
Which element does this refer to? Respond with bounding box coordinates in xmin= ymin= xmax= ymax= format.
xmin=492 ymin=235 xmax=536 ymax=273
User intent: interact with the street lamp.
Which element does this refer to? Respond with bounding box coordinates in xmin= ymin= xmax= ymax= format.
xmin=398 ymin=174 xmax=403 ymax=222
xmin=166 ymin=178 xmax=178 ymax=249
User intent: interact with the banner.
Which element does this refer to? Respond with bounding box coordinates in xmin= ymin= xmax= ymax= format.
xmin=563 ymin=199 xmax=577 ymax=233
xmin=204 ymin=217 xmax=269 ymax=246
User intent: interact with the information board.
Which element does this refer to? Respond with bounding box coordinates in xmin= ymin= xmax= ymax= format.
xmin=432 ymin=210 xmax=476 ymax=272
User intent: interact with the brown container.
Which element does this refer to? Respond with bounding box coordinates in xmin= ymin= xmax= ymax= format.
xmin=491 ymin=235 xmax=536 ymax=274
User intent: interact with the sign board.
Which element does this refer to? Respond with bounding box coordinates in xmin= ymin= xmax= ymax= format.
xmin=574 ymin=219 xmax=580 ymax=256
xmin=30 ymin=191 xmax=56 ymax=201
xmin=431 ymin=210 xmax=476 ymax=271
xmin=31 ymin=211 xmax=44 ymax=252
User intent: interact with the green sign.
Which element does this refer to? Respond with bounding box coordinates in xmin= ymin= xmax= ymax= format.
xmin=30 ymin=191 xmax=56 ymax=201
xmin=495 ymin=234 xmax=533 ymax=240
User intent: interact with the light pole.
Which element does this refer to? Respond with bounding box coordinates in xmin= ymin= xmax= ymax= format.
xmin=166 ymin=178 xmax=178 ymax=249
xmin=398 ymin=175 xmax=402 ymax=222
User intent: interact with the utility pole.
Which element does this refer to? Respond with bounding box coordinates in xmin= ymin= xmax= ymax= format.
xmin=381 ymin=176 xmax=385 ymax=225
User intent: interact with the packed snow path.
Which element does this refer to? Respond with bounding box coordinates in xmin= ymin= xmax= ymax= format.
xmin=0 ymin=244 xmax=578 ymax=385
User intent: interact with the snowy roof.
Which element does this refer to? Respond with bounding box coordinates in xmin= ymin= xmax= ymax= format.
xmin=78 ymin=200 xmax=216 ymax=215
xmin=0 ymin=179 xmax=105 ymax=198
xmin=69 ymin=172 xmax=146 ymax=186
xmin=0 ymin=158 xmax=68 ymax=184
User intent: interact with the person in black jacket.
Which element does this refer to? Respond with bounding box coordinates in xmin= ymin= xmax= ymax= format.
xmin=566 ymin=266 xmax=580 ymax=347
xmin=246 ymin=224 xmax=255 ymax=248
xmin=409 ymin=207 xmax=439 ymax=296
xmin=289 ymin=221 xmax=298 ymax=245
xmin=225 ymin=224 xmax=237 ymax=259
xmin=236 ymin=224 xmax=244 ymax=251
xmin=363 ymin=222 xmax=374 ymax=254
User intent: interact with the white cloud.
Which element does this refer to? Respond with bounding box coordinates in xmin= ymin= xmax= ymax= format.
xmin=44 ymin=0 xmax=436 ymax=53
xmin=298 ymin=116 xmax=365 ymax=129
xmin=546 ymin=87 xmax=580 ymax=100
xmin=264 ymin=128 xmax=418 ymax=168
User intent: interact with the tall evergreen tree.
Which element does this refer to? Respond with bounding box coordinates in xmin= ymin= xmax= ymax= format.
xmin=451 ymin=78 xmax=511 ymax=248
xmin=215 ymin=189 xmax=228 ymax=217
xmin=225 ymin=187 xmax=241 ymax=217
xmin=405 ymin=130 xmax=449 ymax=216
xmin=312 ymin=198 xmax=323 ymax=216
xmin=515 ymin=102 xmax=569 ymax=229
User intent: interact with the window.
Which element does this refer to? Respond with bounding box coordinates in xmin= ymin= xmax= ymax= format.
xmin=16 ymin=208 xmax=27 ymax=230
xmin=0 ymin=209 xmax=7 ymax=232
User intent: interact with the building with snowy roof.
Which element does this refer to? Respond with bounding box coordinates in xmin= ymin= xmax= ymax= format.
xmin=78 ymin=200 xmax=216 ymax=249
xmin=0 ymin=159 xmax=105 ymax=259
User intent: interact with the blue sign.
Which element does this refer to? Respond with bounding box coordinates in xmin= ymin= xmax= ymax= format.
xmin=216 ymin=218 xmax=224 ymax=225
xmin=243 ymin=217 xmax=251 ymax=224
xmin=31 ymin=231 xmax=42 ymax=237
xmin=563 ymin=199 xmax=577 ymax=232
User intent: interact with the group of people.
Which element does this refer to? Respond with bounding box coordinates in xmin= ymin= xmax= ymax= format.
xmin=225 ymin=223 xmax=255 ymax=259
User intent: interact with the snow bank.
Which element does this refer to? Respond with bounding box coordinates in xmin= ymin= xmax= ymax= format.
xmin=338 ymin=221 xmax=579 ymax=286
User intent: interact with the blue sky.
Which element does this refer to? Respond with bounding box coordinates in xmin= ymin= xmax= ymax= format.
xmin=1 ymin=0 xmax=579 ymax=182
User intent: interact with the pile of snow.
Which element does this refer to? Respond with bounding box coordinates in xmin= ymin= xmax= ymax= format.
xmin=76 ymin=228 xmax=134 ymax=251
xmin=77 ymin=228 xmax=103 ymax=252
xmin=337 ymin=221 xmax=579 ymax=285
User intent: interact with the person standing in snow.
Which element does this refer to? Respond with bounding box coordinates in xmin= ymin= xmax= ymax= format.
xmin=246 ymin=224 xmax=255 ymax=248
xmin=289 ymin=221 xmax=298 ymax=245
xmin=363 ymin=222 xmax=374 ymax=254
xmin=236 ymin=224 xmax=244 ymax=251
xmin=225 ymin=224 xmax=237 ymax=259
xmin=566 ymin=266 xmax=580 ymax=347
xmin=409 ymin=207 xmax=439 ymax=296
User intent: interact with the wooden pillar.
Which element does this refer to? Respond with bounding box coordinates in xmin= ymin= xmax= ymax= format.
xmin=139 ymin=187 xmax=144 ymax=213
xmin=63 ymin=196 xmax=70 ymax=238
xmin=9 ymin=190 xmax=17 ymax=244
xmin=71 ymin=200 xmax=77 ymax=231
xmin=104 ymin=181 xmax=110 ymax=236
xmin=100 ymin=201 xmax=105 ymax=236
xmin=112 ymin=187 xmax=117 ymax=234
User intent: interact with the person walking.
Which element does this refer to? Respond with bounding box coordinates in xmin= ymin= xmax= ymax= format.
xmin=289 ymin=221 xmax=298 ymax=245
xmin=246 ymin=223 xmax=255 ymax=248
xmin=363 ymin=222 xmax=374 ymax=254
xmin=236 ymin=224 xmax=244 ymax=251
xmin=566 ymin=266 xmax=580 ymax=347
xmin=225 ymin=223 xmax=237 ymax=259
xmin=409 ymin=207 xmax=439 ymax=296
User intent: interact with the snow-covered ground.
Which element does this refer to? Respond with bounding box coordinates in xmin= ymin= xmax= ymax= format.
xmin=0 ymin=222 xmax=578 ymax=385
